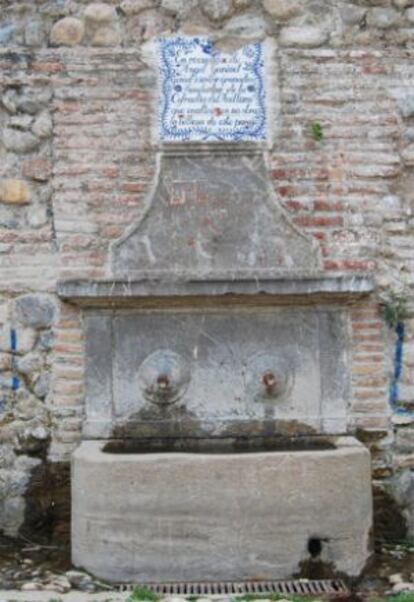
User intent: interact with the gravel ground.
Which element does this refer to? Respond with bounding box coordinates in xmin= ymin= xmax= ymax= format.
xmin=0 ymin=536 xmax=413 ymax=602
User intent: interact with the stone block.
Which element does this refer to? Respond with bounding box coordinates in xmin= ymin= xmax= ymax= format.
xmin=82 ymin=306 xmax=350 ymax=439
xmin=200 ymin=0 xmax=233 ymax=21
xmin=2 ymin=129 xmax=39 ymax=153
xmin=33 ymin=373 xmax=50 ymax=399
xmin=339 ymin=5 xmax=367 ymax=26
xmin=32 ymin=112 xmax=53 ymax=139
xmin=24 ymin=21 xmax=45 ymax=47
xmin=9 ymin=115 xmax=33 ymax=130
xmin=27 ymin=204 xmax=49 ymax=229
xmin=263 ymin=0 xmax=303 ymax=20
xmin=395 ymin=427 xmax=414 ymax=452
xmin=0 ymin=352 xmax=11 ymax=371
xmin=84 ymin=3 xmax=117 ymax=22
xmin=279 ymin=25 xmax=328 ymax=47
xmin=223 ymin=13 xmax=269 ymax=38
xmin=72 ymin=437 xmax=372 ymax=581
xmin=395 ymin=453 xmax=414 ymax=468
xmin=14 ymin=294 xmax=56 ymax=329
xmin=50 ymin=17 xmax=85 ymax=46
xmin=2 ymin=496 xmax=25 ymax=537
xmin=119 ymin=0 xmax=155 ymax=15
xmin=0 ymin=180 xmax=30 ymax=205
xmin=394 ymin=0 xmax=414 ymax=7
xmin=92 ymin=26 xmax=121 ymax=46
xmin=233 ymin=0 xmax=254 ymax=7
xmin=367 ymin=8 xmax=400 ymax=28
xmin=23 ymin=159 xmax=52 ymax=182
xmin=126 ymin=10 xmax=174 ymax=41
xmin=0 ymin=24 xmax=16 ymax=45
xmin=16 ymin=352 xmax=44 ymax=377
xmin=161 ymin=0 xmax=198 ymax=17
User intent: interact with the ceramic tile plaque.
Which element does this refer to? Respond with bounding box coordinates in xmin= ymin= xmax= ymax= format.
xmin=159 ymin=37 xmax=266 ymax=142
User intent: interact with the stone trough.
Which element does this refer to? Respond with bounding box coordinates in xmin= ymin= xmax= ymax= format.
xmin=72 ymin=436 xmax=372 ymax=583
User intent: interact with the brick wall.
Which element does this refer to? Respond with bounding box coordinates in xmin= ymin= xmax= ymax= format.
xmin=0 ymin=0 xmax=413 ymax=540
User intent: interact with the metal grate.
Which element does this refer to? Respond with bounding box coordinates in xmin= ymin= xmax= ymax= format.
xmin=118 ymin=579 xmax=349 ymax=597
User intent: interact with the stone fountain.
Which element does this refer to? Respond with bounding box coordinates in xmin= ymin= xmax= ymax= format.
xmin=58 ymin=36 xmax=373 ymax=583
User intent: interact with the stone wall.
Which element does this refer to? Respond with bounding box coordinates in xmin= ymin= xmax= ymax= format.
xmin=0 ymin=0 xmax=413 ymax=544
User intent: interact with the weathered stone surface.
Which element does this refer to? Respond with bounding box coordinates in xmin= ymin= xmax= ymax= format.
xmin=394 ymin=0 xmax=414 ymax=7
xmin=396 ymin=93 xmax=414 ymax=118
xmin=367 ymin=8 xmax=400 ymax=28
xmin=9 ymin=115 xmax=33 ymax=130
xmin=223 ymin=13 xmax=269 ymax=38
xmin=126 ymin=10 xmax=174 ymax=41
xmin=16 ymin=352 xmax=44 ymax=377
xmin=1 ymin=88 xmax=18 ymax=113
xmin=14 ymin=391 xmax=48 ymax=421
xmin=279 ymin=25 xmax=328 ymax=46
xmin=26 ymin=203 xmax=49 ymax=228
xmin=37 ymin=330 xmax=54 ymax=351
xmin=50 ymin=17 xmax=85 ymax=46
xmin=58 ymin=275 xmax=374 ymax=303
xmin=33 ymin=373 xmax=50 ymax=399
xmin=0 ymin=179 xmax=30 ymax=205
xmin=2 ymin=496 xmax=25 ymax=537
xmin=200 ymin=0 xmax=233 ymax=21
xmin=161 ymin=0 xmax=198 ymax=17
xmin=263 ymin=0 xmax=303 ymax=20
xmin=23 ymin=158 xmax=52 ymax=182
xmin=11 ymin=328 xmax=37 ymax=354
xmin=401 ymin=144 xmax=414 ymax=165
xmin=72 ymin=437 xmax=372 ymax=581
xmin=233 ymin=0 xmax=254 ymax=7
xmin=393 ymin=583 xmax=414 ymax=593
xmin=112 ymin=150 xmax=320 ymax=277
xmin=82 ymin=306 xmax=349 ymax=438
xmin=84 ymin=3 xmax=117 ymax=22
xmin=32 ymin=111 xmax=53 ymax=139
xmin=405 ymin=7 xmax=414 ymax=22
xmin=395 ymin=427 xmax=414 ymax=452
xmin=24 ymin=20 xmax=45 ymax=47
xmin=2 ymin=87 xmax=52 ymax=117
xmin=339 ymin=4 xmax=367 ymax=26
xmin=119 ymin=0 xmax=155 ymax=15
xmin=0 ymin=24 xmax=16 ymax=45
xmin=92 ymin=26 xmax=120 ymax=46
xmin=0 ymin=352 xmax=11 ymax=371
xmin=2 ymin=128 xmax=40 ymax=153
xmin=17 ymin=89 xmax=52 ymax=115
xmin=21 ymin=583 xmax=42 ymax=591
xmin=65 ymin=570 xmax=94 ymax=591
xmin=14 ymin=294 xmax=56 ymax=329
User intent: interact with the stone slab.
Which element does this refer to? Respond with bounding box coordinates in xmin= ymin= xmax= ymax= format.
xmin=82 ymin=306 xmax=350 ymax=438
xmin=72 ymin=436 xmax=373 ymax=582
xmin=111 ymin=148 xmax=320 ymax=278
xmin=57 ymin=275 xmax=374 ymax=306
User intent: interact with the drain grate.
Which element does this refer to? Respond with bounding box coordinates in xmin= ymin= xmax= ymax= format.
xmin=118 ymin=579 xmax=349 ymax=597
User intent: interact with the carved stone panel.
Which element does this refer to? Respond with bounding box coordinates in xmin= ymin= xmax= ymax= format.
xmin=83 ymin=307 xmax=350 ymax=438
xmin=111 ymin=149 xmax=320 ymax=278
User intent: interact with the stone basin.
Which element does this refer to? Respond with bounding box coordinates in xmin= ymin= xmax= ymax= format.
xmin=72 ymin=436 xmax=372 ymax=583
